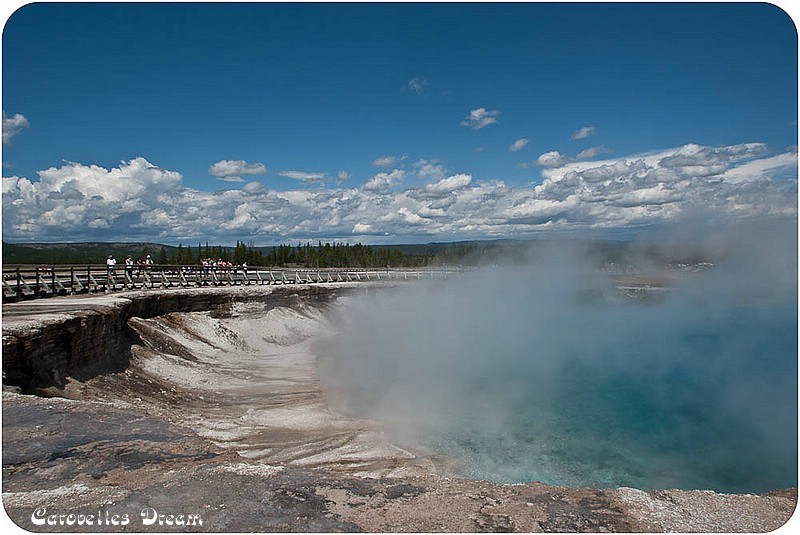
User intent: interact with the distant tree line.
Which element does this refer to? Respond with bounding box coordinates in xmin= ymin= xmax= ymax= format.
xmin=2 ymin=241 xmax=430 ymax=268
xmin=165 ymin=240 xmax=432 ymax=268
xmin=2 ymin=238 xmax=715 ymax=269
xmin=262 ymin=242 xmax=428 ymax=268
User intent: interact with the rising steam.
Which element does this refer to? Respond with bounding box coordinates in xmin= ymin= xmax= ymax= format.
xmin=318 ymin=221 xmax=797 ymax=492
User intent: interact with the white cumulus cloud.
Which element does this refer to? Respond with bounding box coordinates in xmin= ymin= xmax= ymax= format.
xmin=425 ymin=174 xmax=472 ymax=195
xmin=209 ymin=159 xmax=267 ymax=182
xmin=371 ymin=155 xmax=399 ymax=168
xmin=353 ymin=222 xmax=375 ymax=234
xmin=536 ymin=151 xmax=569 ymax=168
xmin=576 ymin=146 xmax=610 ymax=160
xmin=2 ymin=144 xmax=795 ymax=244
xmin=572 ymin=126 xmax=596 ymax=140
xmin=2 ymin=111 xmax=30 ymax=146
xmin=278 ymin=170 xmax=326 ymax=184
xmin=509 ymin=138 xmax=529 ymax=152
xmin=414 ymin=159 xmax=448 ymax=181
xmin=363 ymin=170 xmax=405 ymax=194
xmin=461 ymin=108 xmax=500 ymax=130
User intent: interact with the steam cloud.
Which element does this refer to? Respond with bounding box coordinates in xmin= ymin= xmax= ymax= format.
xmin=319 ymin=220 xmax=797 ymax=493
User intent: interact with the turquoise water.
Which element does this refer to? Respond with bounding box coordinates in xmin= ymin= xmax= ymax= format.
xmin=419 ymin=301 xmax=797 ymax=492
xmin=322 ymin=261 xmax=798 ymax=493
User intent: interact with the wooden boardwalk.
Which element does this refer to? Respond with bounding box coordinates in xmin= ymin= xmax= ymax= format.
xmin=2 ymin=264 xmax=458 ymax=302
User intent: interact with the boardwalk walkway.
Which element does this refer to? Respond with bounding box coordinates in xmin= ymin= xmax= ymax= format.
xmin=2 ymin=264 xmax=457 ymax=302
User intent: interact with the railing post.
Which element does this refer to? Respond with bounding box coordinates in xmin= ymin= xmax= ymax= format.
xmin=34 ymin=267 xmax=40 ymax=296
xmin=71 ymin=267 xmax=75 ymax=295
xmin=16 ymin=267 xmax=21 ymax=299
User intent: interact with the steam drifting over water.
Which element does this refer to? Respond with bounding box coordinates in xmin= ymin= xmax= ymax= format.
xmin=320 ymin=223 xmax=798 ymax=493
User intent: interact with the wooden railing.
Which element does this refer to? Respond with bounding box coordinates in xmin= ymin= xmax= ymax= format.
xmin=1 ymin=264 xmax=460 ymax=302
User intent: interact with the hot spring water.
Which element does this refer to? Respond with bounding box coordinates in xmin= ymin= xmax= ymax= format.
xmin=319 ymin=248 xmax=797 ymax=493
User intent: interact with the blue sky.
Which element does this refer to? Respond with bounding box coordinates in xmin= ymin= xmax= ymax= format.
xmin=2 ymin=2 xmax=798 ymax=245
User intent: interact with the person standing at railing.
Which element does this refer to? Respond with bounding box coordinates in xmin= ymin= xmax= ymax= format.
xmin=106 ymin=255 xmax=117 ymax=291
xmin=125 ymin=255 xmax=134 ymax=278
